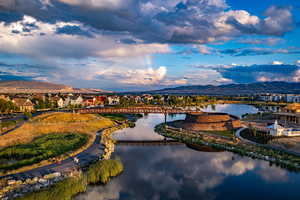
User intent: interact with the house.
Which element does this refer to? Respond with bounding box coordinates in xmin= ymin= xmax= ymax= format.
xmin=83 ymin=96 xmax=96 ymax=107
xmin=57 ymin=98 xmax=65 ymax=108
xmin=32 ymin=94 xmax=46 ymax=102
xmin=142 ymin=94 xmax=153 ymax=102
xmin=107 ymin=96 xmax=120 ymax=105
xmin=134 ymin=96 xmax=142 ymax=103
xmin=0 ymin=95 xmax=10 ymax=101
xmin=12 ymin=98 xmax=34 ymax=112
xmin=95 ymin=96 xmax=106 ymax=105
xmin=268 ymin=120 xmax=300 ymax=137
xmin=70 ymin=95 xmax=84 ymax=106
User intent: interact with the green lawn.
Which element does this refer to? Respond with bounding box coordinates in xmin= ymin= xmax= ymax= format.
xmin=100 ymin=114 xmax=128 ymax=121
xmin=240 ymin=128 xmax=271 ymax=144
xmin=202 ymin=130 xmax=235 ymax=138
xmin=0 ymin=133 xmax=88 ymax=172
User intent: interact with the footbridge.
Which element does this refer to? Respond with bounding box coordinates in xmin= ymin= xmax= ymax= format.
xmin=76 ymin=106 xmax=202 ymax=114
xmin=116 ymin=140 xmax=183 ymax=146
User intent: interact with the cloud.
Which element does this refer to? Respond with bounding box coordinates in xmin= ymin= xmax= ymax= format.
xmin=238 ymin=37 xmax=284 ymax=46
xmin=296 ymin=60 xmax=300 ymax=66
xmin=92 ymin=66 xmax=188 ymax=87
xmin=220 ymin=47 xmax=300 ymax=57
xmin=55 ymin=25 xmax=94 ymax=38
xmin=226 ymin=6 xmax=293 ymax=36
xmin=198 ymin=45 xmax=213 ymax=55
xmin=218 ymin=64 xmax=300 ymax=83
xmin=97 ymin=44 xmax=171 ymax=58
xmin=0 ymin=0 xmax=295 ymax=44
xmin=0 ymin=1 xmax=297 ymax=91
xmin=272 ymin=61 xmax=283 ymax=65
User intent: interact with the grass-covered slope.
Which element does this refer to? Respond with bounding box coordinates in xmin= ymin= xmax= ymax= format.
xmin=0 ymin=112 xmax=114 ymax=175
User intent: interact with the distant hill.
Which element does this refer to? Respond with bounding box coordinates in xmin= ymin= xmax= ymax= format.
xmin=148 ymin=82 xmax=300 ymax=95
xmin=0 ymin=81 xmax=110 ymax=93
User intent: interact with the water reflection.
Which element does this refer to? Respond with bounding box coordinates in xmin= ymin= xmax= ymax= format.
xmin=113 ymin=114 xmax=185 ymax=141
xmin=202 ymin=104 xmax=259 ymax=117
xmin=76 ymin=104 xmax=300 ymax=200
xmin=77 ymin=145 xmax=300 ymax=200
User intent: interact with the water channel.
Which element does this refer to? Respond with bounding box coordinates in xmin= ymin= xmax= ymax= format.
xmin=76 ymin=104 xmax=300 ymax=200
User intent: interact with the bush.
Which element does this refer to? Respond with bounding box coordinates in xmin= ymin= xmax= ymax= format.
xmin=17 ymin=159 xmax=123 ymax=200
xmin=86 ymin=158 xmax=123 ymax=184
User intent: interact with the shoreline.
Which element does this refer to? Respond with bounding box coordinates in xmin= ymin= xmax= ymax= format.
xmin=155 ymin=123 xmax=300 ymax=172
xmin=0 ymin=120 xmax=130 ymax=200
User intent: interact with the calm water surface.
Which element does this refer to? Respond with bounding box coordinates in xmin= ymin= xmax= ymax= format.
xmin=76 ymin=104 xmax=300 ymax=200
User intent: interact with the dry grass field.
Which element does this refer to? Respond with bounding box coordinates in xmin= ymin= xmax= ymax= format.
xmin=0 ymin=112 xmax=115 ymax=175
xmin=0 ymin=112 xmax=114 ymax=149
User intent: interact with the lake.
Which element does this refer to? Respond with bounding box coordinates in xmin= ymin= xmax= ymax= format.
xmin=76 ymin=104 xmax=300 ymax=200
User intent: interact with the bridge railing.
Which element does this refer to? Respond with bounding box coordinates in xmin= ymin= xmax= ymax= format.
xmin=76 ymin=107 xmax=202 ymax=114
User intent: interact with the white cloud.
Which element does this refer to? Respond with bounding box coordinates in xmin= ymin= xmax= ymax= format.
xmin=296 ymin=60 xmax=300 ymax=66
xmin=98 ymin=44 xmax=171 ymax=58
xmin=198 ymin=45 xmax=212 ymax=55
xmin=58 ymin=0 xmax=125 ymax=9
xmin=238 ymin=37 xmax=283 ymax=46
xmin=272 ymin=61 xmax=283 ymax=65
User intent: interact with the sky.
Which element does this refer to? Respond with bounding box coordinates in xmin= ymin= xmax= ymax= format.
xmin=0 ymin=0 xmax=299 ymax=91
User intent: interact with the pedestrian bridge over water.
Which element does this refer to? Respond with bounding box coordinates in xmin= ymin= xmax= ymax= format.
xmin=116 ymin=140 xmax=183 ymax=146
xmin=76 ymin=106 xmax=202 ymax=114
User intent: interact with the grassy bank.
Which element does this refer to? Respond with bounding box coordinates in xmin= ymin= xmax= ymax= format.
xmin=0 ymin=112 xmax=114 ymax=176
xmin=100 ymin=113 xmax=142 ymax=128
xmin=202 ymin=130 xmax=235 ymax=138
xmin=156 ymin=124 xmax=300 ymax=171
xmin=0 ymin=119 xmax=24 ymax=134
xmin=0 ymin=133 xmax=88 ymax=172
xmin=17 ymin=159 xmax=124 ymax=200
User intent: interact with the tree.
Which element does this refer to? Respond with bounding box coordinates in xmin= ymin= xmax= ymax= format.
xmin=0 ymin=99 xmax=19 ymax=113
xmin=24 ymin=112 xmax=32 ymax=119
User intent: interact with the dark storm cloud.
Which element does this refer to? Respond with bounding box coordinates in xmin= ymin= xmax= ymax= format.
xmin=0 ymin=71 xmax=33 ymax=81
xmin=56 ymin=25 xmax=94 ymax=38
xmin=220 ymin=48 xmax=300 ymax=57
xmin=0 ymin=0 xmax=295 ymax=44
xmin=119 ymin=38 xmax=137 ymax=44
xmin=218 ymin=64 xmax=300 ymax=83
xmin=0 ymin=61 xmax=60 ymax=81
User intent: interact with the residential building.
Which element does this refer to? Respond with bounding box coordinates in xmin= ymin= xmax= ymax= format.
xmin=83 ymin=96 xmax=96 ymax=107
xmin=107 ymin=96 xmax=120 ymax=105
xmin=275 ymin=103 xmax=300 ymax=125
xmin=12 ymin=98 xmax=34 ymax=112
xmin=70 ymin=95 xmax=84 ymax=106
xmin=0 ymin=95 xmax=10 ymax=101
xmin=57 ymin=98 xmax=65 ymax=108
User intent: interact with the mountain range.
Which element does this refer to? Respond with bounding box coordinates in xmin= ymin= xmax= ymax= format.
xmin=148 ymin=82 xmax=300 ymax=95
xmin=0 ymin=81 xmax=110 ymax=93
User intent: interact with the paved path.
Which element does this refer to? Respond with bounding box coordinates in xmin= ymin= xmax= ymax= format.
xmin=0 ymin=119 xmax=27 ymax=136
xmin=235 ymin=127 xmax=257 ymax=145
xmin=0 ymin=128 xmax=106 ymax=180
xmin=0 ymin=111 xmax=54 ymax=136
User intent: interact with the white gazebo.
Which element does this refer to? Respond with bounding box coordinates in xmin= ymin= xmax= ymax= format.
xmin=268 ymin=120 xmax=300 ymax=137
xmin=268 ymin=120 xmax=285 ymax=137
